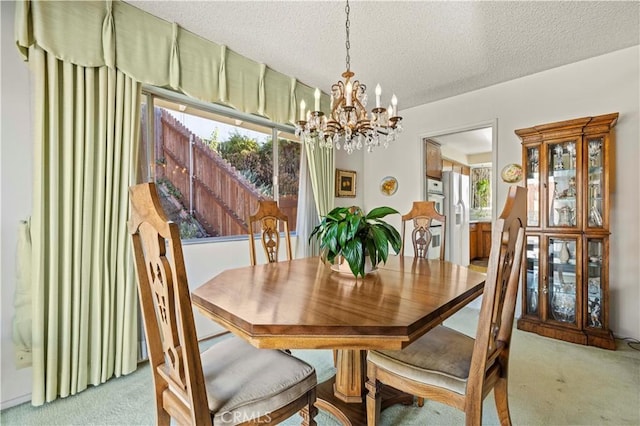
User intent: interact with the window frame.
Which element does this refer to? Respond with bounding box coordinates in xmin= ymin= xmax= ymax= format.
xmin=141 ymin=85 xmax=300 ymax=244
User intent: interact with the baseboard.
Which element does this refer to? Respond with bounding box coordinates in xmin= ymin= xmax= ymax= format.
xmin=1 ymin=392 xmax=31 ymax=410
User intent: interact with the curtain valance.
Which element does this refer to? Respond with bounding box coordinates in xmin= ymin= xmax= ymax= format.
xmin=15 ymin=0 xmax=330 ymax=126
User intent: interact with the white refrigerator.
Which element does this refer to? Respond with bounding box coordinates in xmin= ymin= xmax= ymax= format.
xmin=442 ymin=171 xmax=470 ymax=266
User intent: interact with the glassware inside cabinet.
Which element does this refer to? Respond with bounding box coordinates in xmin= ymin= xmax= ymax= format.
xmin=547 ymin=237 xmax=577 ymax=324
xmin=586 ymin=238 xmax=604 ymax=328
xmin=587 ymin=137 xmax=604 ymax=228
xmin=525 ymin=147 xmax=539 ymax=227
xmin=548 ymin=141 xmax=577 ymax=227
xmin=525 ymin=236 xmax=539 ymax=316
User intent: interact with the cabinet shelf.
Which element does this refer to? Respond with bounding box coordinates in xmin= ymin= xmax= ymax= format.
xmin=515 ymin=113 xmax=618 ymax=350
xmin=552 ymin=169 xmax=577 ymax=177
xmin=552 ymin=289 xmax=576 ymax=297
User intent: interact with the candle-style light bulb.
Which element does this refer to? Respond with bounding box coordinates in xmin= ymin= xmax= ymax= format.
xmin=387 ymin=105 xmax=393 ymax=119
xmin=314 ymin=88 xmax=320 ymax=111
xmin=345 ymin=82 xmax=353 ymax=107
xmin=391 ymin=94 xmax=398 ymax=116
xmin=375 ymin=84 xmax=382 ymax=108
xmin=300 ymin=100 xmax=306 ymax=121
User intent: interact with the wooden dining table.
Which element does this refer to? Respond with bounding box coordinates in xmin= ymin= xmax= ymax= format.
xmin=191 ymin=256 xmax=486 ymax=425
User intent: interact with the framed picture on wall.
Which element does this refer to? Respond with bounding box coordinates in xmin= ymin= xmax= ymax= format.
xmin=335 ymin=169 xmax=356 ymax=197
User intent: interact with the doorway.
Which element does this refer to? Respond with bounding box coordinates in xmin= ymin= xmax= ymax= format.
xmin=421 ymin=121 xmax=497 ymax=269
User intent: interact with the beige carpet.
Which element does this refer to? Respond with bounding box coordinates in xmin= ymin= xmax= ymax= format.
xmin=2 ymin=307 xmax=638 ymax=425
xmin=371 ymin=308 xmax=640 ymax=425
xmin=469 ymin=258 xmax=489 ymax=273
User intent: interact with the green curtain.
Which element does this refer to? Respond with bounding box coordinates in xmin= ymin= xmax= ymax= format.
xmin=295 ymin=144 xmax=319 ymax=258
xmin=305 ymin=141 xmax=335 ymax=218
xmin=14 ymin=0 xmax=330 ymax=127
xmin=29 ymin=45 xmax=140 ymax=406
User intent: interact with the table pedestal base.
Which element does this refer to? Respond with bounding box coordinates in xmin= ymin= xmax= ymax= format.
xmin=315 ymin=376 xmax=414 ymax=426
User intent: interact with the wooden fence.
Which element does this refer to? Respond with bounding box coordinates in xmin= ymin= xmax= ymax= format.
xmin=154 ymin=109 xmax=297 ymax=237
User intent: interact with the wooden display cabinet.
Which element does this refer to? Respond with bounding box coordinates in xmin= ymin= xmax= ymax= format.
xmin=515 ymin=113 xmax=617 ymax=350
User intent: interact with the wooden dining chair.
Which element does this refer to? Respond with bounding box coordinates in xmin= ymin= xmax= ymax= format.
xmin=248 ymin=200 xmax=293 ymax=265
xmin=400 ymin=201 xmax=446 ymax=260
xmin=129 ymin=183 xmax=317 ymax=426
xmin=400 ymin=201 xmax=447 ymax=407
xmin=366 ymin=185 xmax=526 ymax=426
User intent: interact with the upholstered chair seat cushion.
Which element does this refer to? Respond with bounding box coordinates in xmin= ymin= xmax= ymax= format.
xmin=201 ymin=337 xmax=316 ymax=425
xmin=368 ymin=325 xmax=477 ymax=395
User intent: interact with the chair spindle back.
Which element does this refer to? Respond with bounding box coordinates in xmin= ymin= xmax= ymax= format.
xmin=129 ymin=182 xmax=211 ymax=425
xmin=248 ymin=200 xmax=292 ymax=265
xmin=400 ymin=201 xmax=446 ymax=259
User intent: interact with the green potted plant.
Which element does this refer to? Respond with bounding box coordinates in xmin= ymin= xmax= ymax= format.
xmin=309 ymin=206 xmax=402 ymax=277
xmin=475 ymin=178 xmax=490 ymax=208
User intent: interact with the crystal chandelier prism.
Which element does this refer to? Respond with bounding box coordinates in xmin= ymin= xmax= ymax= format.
xmin=295 ymin=0 xmax=402 ymax=154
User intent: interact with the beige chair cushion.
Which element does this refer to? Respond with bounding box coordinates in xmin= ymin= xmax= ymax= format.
xmin=368 ymin=325 xmax=474 ymax=394
xmin=201 ymin=337 xmax=316 ymax=425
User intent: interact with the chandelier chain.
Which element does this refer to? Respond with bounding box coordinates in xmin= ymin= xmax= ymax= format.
xmin=294 ymin=0 xmax=403 ymax=154
xmin=345 ymin=0 xmax=351 ymax=71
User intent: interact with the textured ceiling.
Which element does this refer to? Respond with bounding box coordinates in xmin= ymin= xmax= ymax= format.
xmin=129 ymin=0 xmax=639 ymax=112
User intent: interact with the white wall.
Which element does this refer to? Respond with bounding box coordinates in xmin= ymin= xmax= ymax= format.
xmin=1 ymin=0 xmax=34 ymax=408
xmin=361 ymin=46 xmax=640 ymax=339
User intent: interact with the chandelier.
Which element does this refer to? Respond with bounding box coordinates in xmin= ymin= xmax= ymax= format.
xmin=295 ymin=0 xmax=402 ymax=154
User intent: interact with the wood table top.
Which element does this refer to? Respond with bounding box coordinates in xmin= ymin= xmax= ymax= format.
xmin=192 ymin=256 xmax=486 ymax=350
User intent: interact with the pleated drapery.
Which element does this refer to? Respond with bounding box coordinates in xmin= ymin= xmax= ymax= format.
xmin=14 ymin=0 xmax=335 ymax=406
xmin=14 ymin=0 xmax=331 ymax=128
xmin=295 ymin=145 xmax=320 ymax=258
xmin=305 ymin=141 xmax=335 ymax=219
xmin=29 ymin=46 xmax=140 ymax=406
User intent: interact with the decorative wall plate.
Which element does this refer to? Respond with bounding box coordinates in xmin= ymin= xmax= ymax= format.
xmin=380 ymin=176 xmax=398 ymax=196
xmin=501 ymin=163 xmax=523 ymax=183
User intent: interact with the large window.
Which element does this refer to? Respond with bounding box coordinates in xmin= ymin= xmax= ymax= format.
xmin=139 ymin=88 xmax=301 ymax=240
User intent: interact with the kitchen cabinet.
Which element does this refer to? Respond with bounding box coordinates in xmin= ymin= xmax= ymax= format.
xmin=515 ymin=113 xmax=617 ymax=350
xmin=442 ymin=159 xmax=470 ymax=176
xmin=469 ymin=222 xmax=491 ymax=260
xmin=479 ymin=223 xmax=492 ymax=258
xmin=469 ymin=223 xmax=478 ymax=260
xmin=425 ymin=139 xmax=442 ymax=180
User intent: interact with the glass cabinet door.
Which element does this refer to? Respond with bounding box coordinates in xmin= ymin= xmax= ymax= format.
xmin=524 ymin=235 xmax=540 ymax=316
xmin=525 ymin=146 xmax=540 ymax=227
xmin=548 ymin=140 xmax=579 ymax=229
xmin=586 ymin=137 xmax=605 ymax=229
xmin=586 ymin=238 xmax=605 ymax=329
xmin=547 ymin=236 xmax=579 ymax=325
